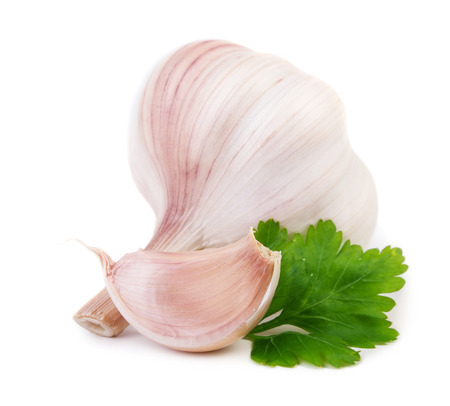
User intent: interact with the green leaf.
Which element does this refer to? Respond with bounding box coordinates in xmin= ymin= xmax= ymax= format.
xmin=250 ymin=332 xmax=360 ymax=368
xmin=248 ymin=219 xmax=408 ymax=368
xmin=253 ymin=219 xmax=288 ymax=251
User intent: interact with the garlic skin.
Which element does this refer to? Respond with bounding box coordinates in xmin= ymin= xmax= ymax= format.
xmin=102 ymin=230 xmax=280 ymax=352
xmin=130 ymin=40 xmax=377 ymax=253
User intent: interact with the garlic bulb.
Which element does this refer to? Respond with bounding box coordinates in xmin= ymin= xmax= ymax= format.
xmin=130 ymin=40 xmax=377 ymax=253
xmin=101 ymin=230 xmax=280 ymax=351
xmin=75 ymin=40 xmax=378 ymax=341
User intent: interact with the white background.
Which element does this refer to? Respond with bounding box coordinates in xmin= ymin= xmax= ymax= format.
xmin=1 ymin=1 xmax=449 ymax=405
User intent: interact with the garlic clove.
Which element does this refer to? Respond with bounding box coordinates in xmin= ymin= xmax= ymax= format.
xmin=101 ymin=230 xmax=280 ymax=352
xmin=130 ymin=40 xmax=377 ymax=253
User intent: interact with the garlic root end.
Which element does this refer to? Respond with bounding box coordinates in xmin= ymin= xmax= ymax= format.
xmin=72 ymin=241 xmax=128 ymax=337
xmin=73 ymin=288 xmax=129 ymax=337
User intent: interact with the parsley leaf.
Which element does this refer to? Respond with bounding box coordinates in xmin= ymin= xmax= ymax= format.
xmin=248 ymin=219 xmax=408 ymax=368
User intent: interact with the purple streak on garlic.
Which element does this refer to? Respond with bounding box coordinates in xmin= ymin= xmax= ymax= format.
xmin=129 ymin=40 xmax=377 ymax=253
xmin=100 ymin=230 xmax=280 ymax=352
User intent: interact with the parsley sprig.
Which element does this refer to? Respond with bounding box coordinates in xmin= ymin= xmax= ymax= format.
xmin=246 ymin=219 xmax=407 ymax=368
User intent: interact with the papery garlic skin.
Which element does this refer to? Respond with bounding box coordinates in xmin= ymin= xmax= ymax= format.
xmin=103 ymin=230 xmax=280 ymax=352
xmin=129 ymin=40 xmax=377 ymax=253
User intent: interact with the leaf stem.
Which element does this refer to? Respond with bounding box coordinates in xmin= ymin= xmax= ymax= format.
xmin=250 ymin=316 xmax=285 ymax=334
